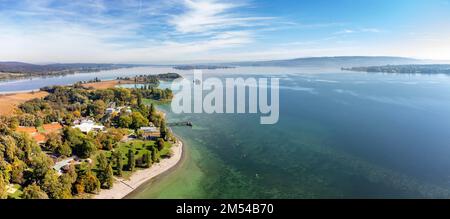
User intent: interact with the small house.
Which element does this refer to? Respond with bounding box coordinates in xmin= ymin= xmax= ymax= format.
xmin=73 ymin=119 xmax=105 ymax=133
xmin=139 ymin=126 xmax=161 ymax=139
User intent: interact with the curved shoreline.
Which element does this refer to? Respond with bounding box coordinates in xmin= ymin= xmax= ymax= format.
xmin=123 ymin=135 xmax=188 ymax=199
xmin=93 ymin=138 xmax=184 ymax=199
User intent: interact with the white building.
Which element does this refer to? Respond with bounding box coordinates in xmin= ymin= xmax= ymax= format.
xmin=73 ymin=120 xmax=105 ymax=133
xmin=140 ymin=126 xmax=158 ymax=133
xmin=107 ymin=106 xmax=131 ymax=114
xmin=106 ymin=108 xmax=116 ymax=114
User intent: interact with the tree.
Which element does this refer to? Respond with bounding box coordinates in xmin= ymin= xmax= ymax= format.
xmin=96 ymin=153 xmax=114 ymax=189
xmin=74 ymin=181 xmax=85 ymax=194
xmin=103 ymin=138 xmax=114 ymax=151
xmin=62 ymin=127 xmax=84 ymax=148
xmin=143 ymin=151 xmax=152 ymax=168
xmin=128 ymin=149 xmax=135 ymax=171
xmin=136 ymin=129 xmax=144 ymax=140
xmin=59 ymin=173 xmax=74 ymax=199
xmin=0 ymin=174 xmax=7 ymax=199
xmin=0 ymin=159 xmax=12 ymax=184
xmin=30 ymin=153 xmax=54 ymax=182
xmin=73 ymin=110 xmax=81 ymax=118
xmin=76 ymin=139 xmax=96 ymax=159
xmin=41 ymin=171 xmax=64 ymax=199
xmin=10 ymin=117 xmax=19 ymax=130
xmin=151 ymin=149 xmax=159 ymax=163
xmin=160 ymin=120 xmax=167 ymax=140
xmin=91 ymin=100 xmax=106 ymax=116
xmin=34 ymin=117 xmax=43 ymax=127
xmin=45 ymin=132 xmax=63 ymax=153
xmin=57 ymin=142 xmax=72 ymax=157
xmin=118 ymin=115 xmax=132 ymax=128
xmin=112 ymin=150 xmax=123 ymax=176
xmin=148 ymin=104 xmax=155 ymax=121
xmin=63 ymin=164 xmax=78 ymax=184
xmin=131 ymin=112 xmax=149 ymax=130
xmin=83 ymin=171 xmax=100 ymax=194
xmin=10 ymin=158 xmax=26 ymax=184
xmin=22 ymin=183 xmax=49 ymax=199
xmin=97 ymin=153 xmax=108 ymax=170
xmin=1 ymin=135 xmax=17 ymax=162
xmin=156 ymin=138 xmax=165 ymax=151
xmin=62 ymin=127 xmax=95 ymax=158
xmin=107 ymin=128 xmax=127 ymax=143
xmin=103 ymin=164 xmax=114 ymax=189
xmin=137 ymin=93 xmax=143 ymax=106
xmin=150 ymin=103 xmax=156 ymax=115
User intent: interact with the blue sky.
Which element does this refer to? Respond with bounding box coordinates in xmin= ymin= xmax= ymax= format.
xmin=0 ymin=0 xmax=449 ymax=63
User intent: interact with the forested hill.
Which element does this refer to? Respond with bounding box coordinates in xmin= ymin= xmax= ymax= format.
xmin=0 ymin=62 xmax=139 ymax=75
xmin=228 ymin=56 xmax=423 ymax=68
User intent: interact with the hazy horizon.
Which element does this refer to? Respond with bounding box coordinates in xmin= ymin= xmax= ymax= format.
xmin=2 ymin=55 xmax=450 ymax=66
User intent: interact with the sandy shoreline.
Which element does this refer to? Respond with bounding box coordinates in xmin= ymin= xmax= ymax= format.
xmin=93 ymin=139 xmax=183 ymax=199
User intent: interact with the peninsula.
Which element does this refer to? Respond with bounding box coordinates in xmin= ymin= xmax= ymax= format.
xmin=0 ymin=62 xmax=141 ymax=81
xmin=0 ymin=74 xmax=184 ymax=199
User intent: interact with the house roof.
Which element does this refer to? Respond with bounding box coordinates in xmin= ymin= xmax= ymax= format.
xmin=33 ymin=133 xmax=46 ymax=143
xmin=42 ymin=123 xmax=62 ymax=133
xmin=140 ymin=126 xmax=158 ymax=132
xmin=73 ymin=120 xmax=104 ymax=133
xmin=16 ymin=126 xmax=37 ymax=134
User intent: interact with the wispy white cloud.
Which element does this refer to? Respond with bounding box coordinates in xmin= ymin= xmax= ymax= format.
xmin=334 ymin=28 xmax=382 ymax=35
xmin=1 ymin=0 xmax=449 ymax=63
xmin=0 ymin=0 xmax=275 ymax=63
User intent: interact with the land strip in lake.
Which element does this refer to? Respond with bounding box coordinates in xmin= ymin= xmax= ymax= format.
xmin=0 ymin=62 xmax=141 ymax=81
xmin=342 ymin=64 xmax=450 ymax=74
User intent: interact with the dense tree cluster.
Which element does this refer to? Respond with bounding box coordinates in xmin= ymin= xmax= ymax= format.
xmin=0 ymin=123 xmax=78 ymax=199
xmin=0 ymin=81 xmax=176 ymax=199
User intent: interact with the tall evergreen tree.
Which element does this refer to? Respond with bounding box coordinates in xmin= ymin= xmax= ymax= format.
xmin=128 ymin=149 xmax=135 ymax=171
xmin=96 ymin=153 xmax=114 ymax=189
xmin=143 ymin=151 xmax=152 ymax=168
xmin=112 ymin=150 xmax=123 ymax=176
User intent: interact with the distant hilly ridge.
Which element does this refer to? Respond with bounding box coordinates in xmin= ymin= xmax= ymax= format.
xmin=228 ymin=56 xmax=427 ymax=68
xmin=0 ymin=62 xmax=136 ymax=74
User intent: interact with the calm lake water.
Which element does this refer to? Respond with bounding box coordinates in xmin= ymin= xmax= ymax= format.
xmin=2 ymin=66 xmax=450 ymax=198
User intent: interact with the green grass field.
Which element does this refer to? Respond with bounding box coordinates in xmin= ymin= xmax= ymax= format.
xmin=142 ymin=98 xmax=170 ymax=105
xmin=7 ymin=184 xmax=23 ymax=199
xmin=100 ymin=139 xmax=172 ymax=179
xmin=36 ymin=126 xmax=46 ymax=133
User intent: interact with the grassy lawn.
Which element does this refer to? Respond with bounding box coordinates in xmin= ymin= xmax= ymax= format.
xmin=7 ymin=184 xmax=23 ymax=199
xmin=98 ymin=139 xmax=172 ymax=179
xmin=142 ymin=98 xmax=170 ymax=105
xmin=36 ymin=126 xmax=46 ymax=133
xmin=159 ymin=141 xmax=173 ymax=157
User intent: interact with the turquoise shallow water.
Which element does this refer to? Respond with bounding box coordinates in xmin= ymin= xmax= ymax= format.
xmin=129 ymin=71 xmax=450 ymax=198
